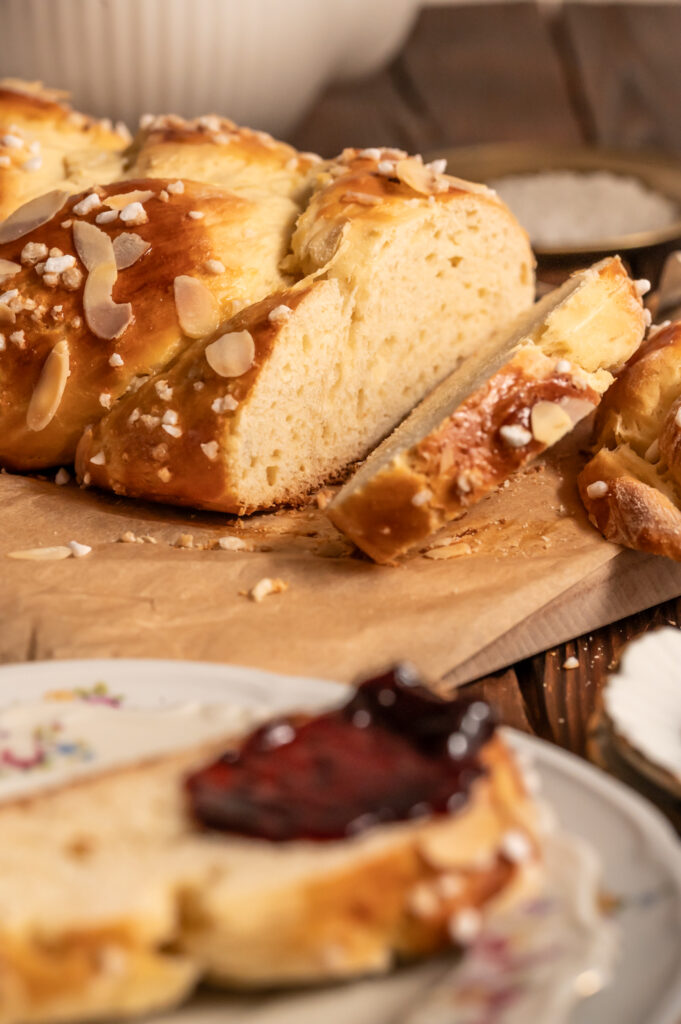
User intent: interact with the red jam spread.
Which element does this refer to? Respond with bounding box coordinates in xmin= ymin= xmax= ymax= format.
xmin=185 ymin=665 xmax=495 ymax=842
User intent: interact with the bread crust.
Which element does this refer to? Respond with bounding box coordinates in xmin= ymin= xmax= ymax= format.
xmin=0 ymin=80 xmax=127 ymax=221
xmin=579 ymin=447 xmax=681 ymax=560
xmin=73 ymin=148 xmax=534 ymax=512
xmin=0 ymin=178 xmax=294 ymax=469
xmin=329 ymin=347 xmax=601 ymax=563
xmin=579 ymin=321 xmax=681 ymax=559
xmin=75 ymin=283 xmax=320 ymax=511
xmin=329 ymin=257 xmax=645 ymax=563
xmin=125 ymin=113 xmax=321 ymax=202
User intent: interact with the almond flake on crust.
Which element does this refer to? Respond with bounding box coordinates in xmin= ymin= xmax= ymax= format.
xmin=26 ymin=339 xmax=70 ymax=431
xmin=205 ymin=330 xmax=255 ymax=378
xmin=72 ymin=220 xmax=133 ymax=340
xmin=530 ymin=401 xmax=573 ymax=446
xmin=174 ymin=275 xmax=219 ymax=339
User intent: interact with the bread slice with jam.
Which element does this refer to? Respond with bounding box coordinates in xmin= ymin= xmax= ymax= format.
xmin=0 ymin=668 xmax=545 ymax=1023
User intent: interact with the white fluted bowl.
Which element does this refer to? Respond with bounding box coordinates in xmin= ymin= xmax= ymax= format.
xmin=1 ymin=0 xmax=419 ymax=136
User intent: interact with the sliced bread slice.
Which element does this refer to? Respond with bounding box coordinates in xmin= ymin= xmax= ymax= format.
xmin=328 ymin=257 xmax=646 ymax=563
xmin=74 ymin=149 xmax=535 ymax=511
xmin=579 ymin=320 xmax=681 ymax=559
xmin=0 ymin=674 xmax=544 ymax=1023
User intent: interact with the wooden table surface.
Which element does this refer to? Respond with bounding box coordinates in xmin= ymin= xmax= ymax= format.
xmin=291 ymin=3 xmax=681 ymax=821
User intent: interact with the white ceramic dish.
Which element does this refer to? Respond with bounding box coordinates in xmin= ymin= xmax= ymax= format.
xmin=1 ymin=658 xmax=680 ymax=1024
xmin=1 ymin=0 xmax=419 ymax=135
xmin=604 ymin=627 xmax=681 ymax=797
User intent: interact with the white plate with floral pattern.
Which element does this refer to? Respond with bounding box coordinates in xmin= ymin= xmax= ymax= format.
xmin=0 ymin=658 xmax=680 ymax=1024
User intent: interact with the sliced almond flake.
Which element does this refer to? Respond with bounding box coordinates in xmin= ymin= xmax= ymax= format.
xmin=73 ymin=221 xmax=133 ymax=339
xmin=26 ymin=339 xmax=70 ymax=432
xmin=103 ymin=189 xmax=154 ymax=211
xmin=530 ymin=401 xmax=574 ymax=446
xmin=424 ymin=542 xmax=472 ymax=560
xmin=341 ymin=191 xmax=382 ymax=206
xmin=558 ymin=396 xmax=597 ymax=425
xmin=7 ymin=546 xmax=73 ymax=561
xmin=0 ymin=190 xmax=69 ymax=244
xmin=205 ymin=330 xmax=255 ymax=378
xmin=395 ymin=158 xmax=435 ymax=195
xmin=174 ymin=275 xmax=218 ymax=339
xmin=441 ymin=173 xmax=492 ymax=196
xmin=113 ymin=232 xmax=150 ymax=270
xmin=0 ymin=259 xmax=21 ymax=280
xmin=73 ymin=219 xmax=111 ymax=271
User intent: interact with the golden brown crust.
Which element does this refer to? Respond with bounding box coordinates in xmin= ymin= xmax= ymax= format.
xmin=592 ymin=321 xmax=681 ymax=455
xmin=0 ymin=177 xmax=296 ymax=470
xmin=290 ymin=147 xmax=522 ymax=276
xmin=578 ymin=321 xmax=681 ymax=560
xmin=75 ymin=285 xmax=317 ymax=511
xmin=579 ymin=447 xmax=681 ymax=560
xmin=125 ymin=114 xmax=321 ymax=203
xmin=579 ymin=320 xmax=681 ymax=559
xmin=0 ymin=80 xmax=127 ymax=221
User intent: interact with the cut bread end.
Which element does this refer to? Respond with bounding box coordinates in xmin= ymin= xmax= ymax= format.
xmin=328 ymin=256 xmax=646 ymax=563
xmin=579 ymin=320 xmax=681 ymax=559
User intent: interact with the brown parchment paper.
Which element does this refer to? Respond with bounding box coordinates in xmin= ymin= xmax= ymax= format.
xmin=0 ymin=424 xmax=644 ymax=684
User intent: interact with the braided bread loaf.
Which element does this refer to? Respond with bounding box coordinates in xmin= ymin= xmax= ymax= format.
xmin=0 ymin=102 xmax=536 ymax=510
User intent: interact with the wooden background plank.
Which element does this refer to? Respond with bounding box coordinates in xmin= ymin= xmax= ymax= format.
xmin=291 ymin=3 xmax=580 ymax=155
xmin=560 ymin=3 xmax=681 ymax=152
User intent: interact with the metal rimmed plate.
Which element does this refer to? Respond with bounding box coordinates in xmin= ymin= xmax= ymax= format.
xmin=0 ymin=659 xmax=680 ymax=1023
xmin=427 ymin=142 xmax=681 ymax=256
